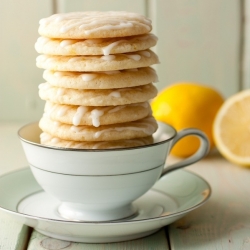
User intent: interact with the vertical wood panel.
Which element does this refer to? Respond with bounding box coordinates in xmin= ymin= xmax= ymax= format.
xmin=150 ymin=0 xmax=241 ymax=97
xmin=57 ymin=0 xmax=146 ymax=15
xmin=0 ymin=0 xmax=53 ymax=122
xmin=0 ymin=123 xmax=28 ymax=173
xmin=243 ymin=0 xmax=250 ymax=89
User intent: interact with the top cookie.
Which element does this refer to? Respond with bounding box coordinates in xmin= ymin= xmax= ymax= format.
xmin=38 ymin=11 xmax=152 ymax=39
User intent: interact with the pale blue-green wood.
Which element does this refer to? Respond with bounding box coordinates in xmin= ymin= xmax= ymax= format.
xmin=57 ymin=0 xmax=146 ymax=15
xmin=243 ymin=0 xmax=250 ymax=89
xmin=0 ymin=0 xmax=242 ymax=122
xmin=150 ymin=0 xmax=241 ymax=97
xmin=0 ymin=211 xmax=31 ymax=250
xmin=27 ymin=229 xmax=169 ymax=250
xmin=0 ymin=123 xmax=28 ymax=174
xmin=168 ymin=153 xmax=250 ymax=249
xmin=0 ymin=124 xmax=31 ymax=248
xmin=0 ymin=0 xmax=52 ymax=122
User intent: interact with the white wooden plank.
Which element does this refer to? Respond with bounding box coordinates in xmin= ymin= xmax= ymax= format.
xmin=0 ymin=210 xmax=31 ymax=250
xmin=168 ymin=153 xmax=250 ymax=249
xmin=150 ymin=0 xmax=241 ymax=97
xmin=0 ymin=0 xmax=52 ymax=122
xmin=27 ymin=229 xmax=169 ymax=249
xmin=57 ymin=0 xmax=146 ymax=15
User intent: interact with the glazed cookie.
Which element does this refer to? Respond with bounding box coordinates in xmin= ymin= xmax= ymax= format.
xmin=36 ymin=50 xmax=159 ymax=72
xmin=35 ymin=34 xmax=158 ymax=56
xmin=43 ymin=67 xmax=158 ymax=89
xmin=38 ymin=12 xmax=152 ymax=39
xmin=44 ymin=101 xmax=151 ymax=127
xmin=39 ymin=82 xmax=157 ymax=106
xmin=36 ymin=11 xmax=160 ymax=149
xmin=40 ymin=132 xmax=154 ymax=149
xmin=39 ymin=116 xmax=158 ymax=142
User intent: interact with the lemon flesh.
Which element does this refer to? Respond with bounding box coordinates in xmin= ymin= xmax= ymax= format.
xmin=213 ymin=89 xmax=250 ymax=166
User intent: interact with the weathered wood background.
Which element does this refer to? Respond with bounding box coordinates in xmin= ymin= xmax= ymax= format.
xmin=0 ymin=0 xmax=244 ymax=122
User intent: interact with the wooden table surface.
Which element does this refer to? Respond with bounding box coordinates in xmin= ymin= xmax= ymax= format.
xmin=1 ymin=122 xmax=250 ymax=250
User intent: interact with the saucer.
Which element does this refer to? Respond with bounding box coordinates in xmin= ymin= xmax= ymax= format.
xmin=0 ymin=168 xmax=211 ymax=243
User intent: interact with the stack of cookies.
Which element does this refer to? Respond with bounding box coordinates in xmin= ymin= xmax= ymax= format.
xmin=35 ymin=11 xmax=159 ymax=149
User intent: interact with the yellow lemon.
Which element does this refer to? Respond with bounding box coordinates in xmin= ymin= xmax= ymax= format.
xmin=213 ymin=89 xmax=250 ymax=167
xmin=151 ymin=82 xmax=224 ymax=157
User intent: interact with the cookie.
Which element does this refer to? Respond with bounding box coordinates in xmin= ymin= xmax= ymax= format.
xmin=38 ymin=12 xmax=152 ymax=39
xmin=43 ymin=67 xmax=158 ymax=89
xmin=40 ymin=132 xmax=154 ymax=149
xmin=39 ymin=116 xmax=158 ymax=142
xmin=36 ymin=50 xmax=159 ymax=72
xmin=35 ymin=33 xmax=158 ymax=56
xmin=44 ymin=101 xmax=151 ymax=127
xmin=36 ymin=11 xmax=160 ymax=149
xmin=39 ymin=82 xmax=157 ymax=106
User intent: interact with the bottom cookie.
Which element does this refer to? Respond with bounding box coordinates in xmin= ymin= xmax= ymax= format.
xmin=40 ymin=132 xmax=154 ymax=149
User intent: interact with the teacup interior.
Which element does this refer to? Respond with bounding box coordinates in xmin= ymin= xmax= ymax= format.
xmin=19 ymin=122 xmax=41 ymax=144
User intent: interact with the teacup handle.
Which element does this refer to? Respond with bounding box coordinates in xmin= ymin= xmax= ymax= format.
xmin=161 ymin=128 xmax=210 ymax=177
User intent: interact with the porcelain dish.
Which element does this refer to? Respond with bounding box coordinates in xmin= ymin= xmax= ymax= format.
xmin=18 ymin=122 xmax=209 ymax=175
xmin=0 ymin=168 xmax=211 ymax=243
xmin=18 ymin=121 xmax=209 ymax=222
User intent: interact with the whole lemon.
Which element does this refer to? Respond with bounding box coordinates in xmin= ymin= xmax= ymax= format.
xmin=151 ymin=82 xmax=224 ymax=157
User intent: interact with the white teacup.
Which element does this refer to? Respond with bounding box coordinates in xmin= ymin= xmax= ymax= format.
xmin=19 ymin=122 xmax=209 ymax=221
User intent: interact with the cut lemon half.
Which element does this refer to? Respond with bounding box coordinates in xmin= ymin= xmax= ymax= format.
xmin=213 ymin=89 xmax=250 ymax=166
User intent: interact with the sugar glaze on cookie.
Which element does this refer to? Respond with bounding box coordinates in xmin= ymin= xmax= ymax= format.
xmin=39 ymin=115 xmax=158 ymax=142
xmin=39 ymin=82 xmax=157 ymax=106
xmin=43 ymin=67 xmax=158 ymax=89
xmin=39 ymin=12 xmax=152 ymax=39
xmin=44 ymin=101 xmax=151 ymax=127
xmin=36 ymin=50 xmax=159 ymax=72
xmin=35 ymin=34 xmax=158 ymax=56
